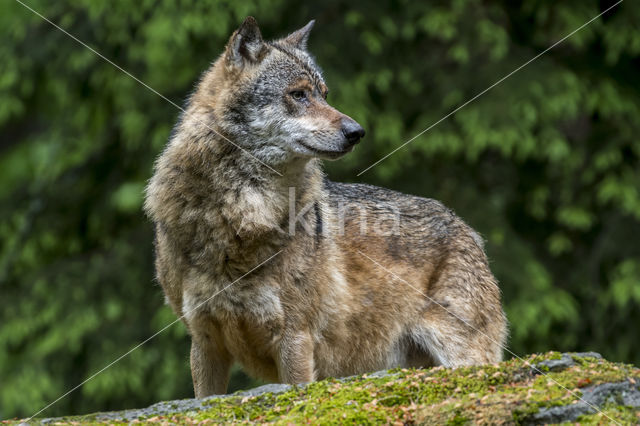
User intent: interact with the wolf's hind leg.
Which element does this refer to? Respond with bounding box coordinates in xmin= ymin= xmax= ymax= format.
xmin=190 ymin=319 xmax=232 ymax=397
xmin=407 ymin=244 xmax=507 ymax=367
xmin=409 ymin=301 xmax=504 ymax=368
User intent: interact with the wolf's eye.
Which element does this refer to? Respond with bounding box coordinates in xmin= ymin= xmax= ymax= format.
xmin=290 ymin=90 xmax=306 ymax=101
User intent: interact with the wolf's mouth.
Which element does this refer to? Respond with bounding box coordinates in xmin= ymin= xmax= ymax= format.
xmin=296 ymin=139 xmax=352 ymax=159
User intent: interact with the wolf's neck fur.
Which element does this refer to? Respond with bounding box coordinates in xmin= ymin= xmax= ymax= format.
xmin=144 ymin=90 xmax=328 ymax=279
xmin=213 ymin=151 xmax=323 ymax=240
xmin=152 ymin=111 xmax=324 ymax=245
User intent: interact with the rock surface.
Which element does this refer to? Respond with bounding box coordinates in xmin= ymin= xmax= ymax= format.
xmin=16 ymin=352 xmax=640 ymax=424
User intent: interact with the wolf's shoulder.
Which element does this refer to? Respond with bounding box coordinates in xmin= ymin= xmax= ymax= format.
xmin=325 ymin=180 xmax=449 ymax=214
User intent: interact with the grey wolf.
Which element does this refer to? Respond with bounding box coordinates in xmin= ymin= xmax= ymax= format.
xmin=144 ymin=17 xmax=507 ymax=397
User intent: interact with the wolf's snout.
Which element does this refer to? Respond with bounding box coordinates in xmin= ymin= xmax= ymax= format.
xmin=341 ymin=119 xmax=365 ymax=145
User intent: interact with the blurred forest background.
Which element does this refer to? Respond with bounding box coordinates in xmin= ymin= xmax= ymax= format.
xmin=1 ymin=0 xmax=639 ymax=419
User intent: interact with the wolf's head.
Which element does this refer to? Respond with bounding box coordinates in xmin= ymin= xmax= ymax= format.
xmin=193 ymin=17 xmax=365 ymax=166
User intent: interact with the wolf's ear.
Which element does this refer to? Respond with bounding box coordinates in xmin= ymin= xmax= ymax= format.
xmin=281 ymin=20 xmax=315 ymax=50
xmin=226 ymin=16 xmax=267 ymax=68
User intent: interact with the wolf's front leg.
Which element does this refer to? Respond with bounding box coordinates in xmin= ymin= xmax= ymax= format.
xmin=190 ymin=325 xmax=232 ymax=398
xmin=277 ymin=331 xmax=315 ymax=384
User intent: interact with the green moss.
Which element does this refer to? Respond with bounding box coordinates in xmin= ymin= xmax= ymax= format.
xmin=566 ymin=402 xmax=640 ymax=425
xmin=548 ymin=352 xmax=564 ymax=360
xmin=18 ymin=352 xmax=640 ymax=424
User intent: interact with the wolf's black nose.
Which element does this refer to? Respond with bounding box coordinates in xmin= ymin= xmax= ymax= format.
xmin=341 ymin=119 xmax=365 ymax=145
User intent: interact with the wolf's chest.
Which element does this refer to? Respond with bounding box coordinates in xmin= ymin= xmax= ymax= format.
xmin=182 ymin=274 xmax=284 ymax=325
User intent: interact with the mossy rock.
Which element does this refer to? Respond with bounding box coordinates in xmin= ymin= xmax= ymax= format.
xmin=14 ymin=352 xmax=640 ymax=425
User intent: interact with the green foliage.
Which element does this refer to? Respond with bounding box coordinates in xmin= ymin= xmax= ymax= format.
xmin=1 ymin=0 xmax=639 ymax=419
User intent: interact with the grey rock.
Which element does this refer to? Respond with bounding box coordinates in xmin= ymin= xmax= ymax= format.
xmin=234 ymin=383 xmax=292 ymax=397
xmin=570 ymin=352 xmax=603 ymax=360
xmin=526 ymin=401 xmax=589 ymax=425
xmin=331 ymin=369 xmax=398 ymax=384
xmin=366 ymin=370 xmax=397 ymax=379
xmin=531 ymin=352 xmax=603 ymax=375
xmin=525 ymin=380 xmax=640 ymax=425
xmin=533 ymin=353 xmax=575 ymax=372
xmin=93 ymin=397 xmax=211 ymax=422
xmin=40 ymin=383 xmax=294 ymax=423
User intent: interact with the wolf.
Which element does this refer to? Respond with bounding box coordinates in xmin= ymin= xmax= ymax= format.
xmin=144 ymin=17 xmax=507 ymax=397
